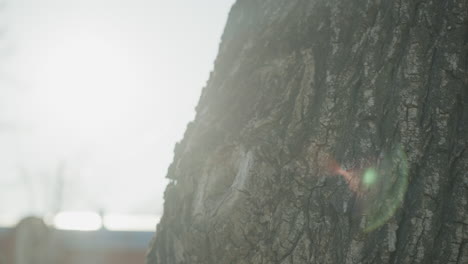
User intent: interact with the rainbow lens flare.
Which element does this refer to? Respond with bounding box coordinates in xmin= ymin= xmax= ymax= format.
xmin=323 ymin=145 xmax=409 ymax=232
xmin=362 ymin=145 xmax=409 ymax=232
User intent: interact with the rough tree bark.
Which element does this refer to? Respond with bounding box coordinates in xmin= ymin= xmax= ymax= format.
xmin=147 ymin=0 xmax=468 ymax=263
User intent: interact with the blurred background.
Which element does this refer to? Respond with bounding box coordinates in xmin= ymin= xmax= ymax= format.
xmin=0 ymin=0 xmax=234 ymax=263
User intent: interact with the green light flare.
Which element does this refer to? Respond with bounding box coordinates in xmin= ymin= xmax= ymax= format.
xmin=362 ymin=145 xmax=409 ymax=233
xmin=362 ymin=168 xmax=377 ymax=187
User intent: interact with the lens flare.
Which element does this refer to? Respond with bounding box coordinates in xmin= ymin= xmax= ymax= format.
xmin=321 ymin=145 xmax=409 ymax=232
xmin=362 ymin=168 xmax=377 ymax=188
xmin=362 ymin=146 xmax=408 ymax=232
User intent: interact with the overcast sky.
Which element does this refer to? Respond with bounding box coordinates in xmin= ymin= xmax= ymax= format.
xmin=0 ymin=0 xmax=235 ymax=226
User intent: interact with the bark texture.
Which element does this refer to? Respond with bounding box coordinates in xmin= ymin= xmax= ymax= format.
xmin=147 ymin=0 xmax=468 ymax=263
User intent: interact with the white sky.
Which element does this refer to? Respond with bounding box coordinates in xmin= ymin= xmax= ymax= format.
xmin=0 ymin=0 xmax=235 ymax=226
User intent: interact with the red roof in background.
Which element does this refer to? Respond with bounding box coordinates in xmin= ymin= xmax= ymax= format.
xmin=0 ymin=227 xmax=154 ymax=264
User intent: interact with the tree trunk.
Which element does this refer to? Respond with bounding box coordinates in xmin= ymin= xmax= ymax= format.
xmin=147 ymin=0 xmax=468 ymax=263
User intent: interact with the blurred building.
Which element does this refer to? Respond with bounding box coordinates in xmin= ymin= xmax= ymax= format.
xmin=0 ymin=227 xmax=14 ymax=264
xmin=50 ymin=229 xmax=153 ymax=264
xmin=0 ymin=217 xmax=153 ymax=264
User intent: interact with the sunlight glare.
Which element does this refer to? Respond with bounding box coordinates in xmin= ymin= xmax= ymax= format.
xmin=103 ymin=214 xmax=159 ymax=231
xmin=26 ymin=29 xmax=147 ymax=144
xmin=53 ymin=211 xmax=102 ymax=231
